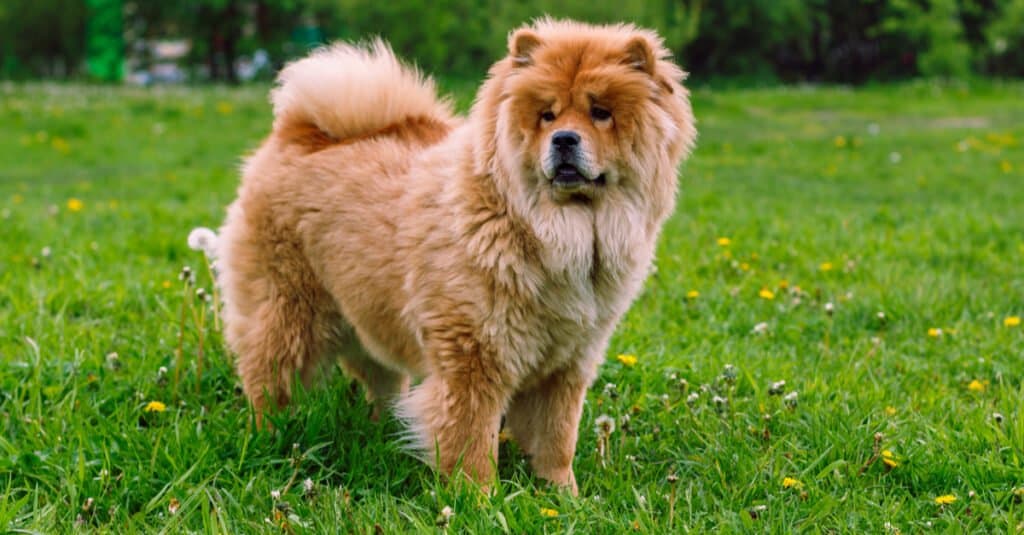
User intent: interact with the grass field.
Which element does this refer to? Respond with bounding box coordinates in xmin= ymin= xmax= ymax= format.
xmin=2 ymin=79 xmax=1023 ymax=533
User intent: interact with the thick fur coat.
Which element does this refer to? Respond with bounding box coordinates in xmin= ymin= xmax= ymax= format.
xmin=218 ymin=19 xmax=696 ymax=493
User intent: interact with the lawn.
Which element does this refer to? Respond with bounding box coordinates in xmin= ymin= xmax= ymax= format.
xmin=1 ymin=79 xmax=1023 ymax=533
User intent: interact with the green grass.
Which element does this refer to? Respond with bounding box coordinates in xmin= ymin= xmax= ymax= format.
xmin=2 ymin=78 xmax=1023 ymax=533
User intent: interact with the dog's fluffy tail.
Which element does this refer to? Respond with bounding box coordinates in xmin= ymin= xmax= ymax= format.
xmin=271 ymin=39 xmax=453 ymax=144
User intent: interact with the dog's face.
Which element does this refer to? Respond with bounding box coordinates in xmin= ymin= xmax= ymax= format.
xmin=485 ymin=21 xmax=696 ymax=204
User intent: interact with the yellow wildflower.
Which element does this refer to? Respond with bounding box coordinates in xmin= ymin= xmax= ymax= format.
xmin=758 ymin=289 xmax=775 ymax=300
xmin=686 ymin=290 xmax=699 ymax=299
xmin=12 ymin=194 xmax=24 ymax=204
xmin=717 ymin=237 xmax=731 ymax=246
xmin=882 ymin=450 xmax=894 ymax=458
xmin=885 ymin=406 xmax=897 ymax=416
xmin=967 ymin=379 xmax=986 ymax=393
xmin=51 ymin=137 xmax=70 ymax=154
xmin=740 ymin=262 xmax=750 ymax=271
xmin=161 ymin=280 xmax=172 ymax=289
xmin=934 ymin=494 xmax=956 ymax=505
xmin=882 ymin=457 xmax=899 ymax=468
xmin=833 ymin=135 xmax=847 ymax=148
xmin=819 ymin=262 xmax=833 ymax=272
xmin=539 ymin=508 xmax=558 ymax=518
xmin=216 ymin=101 xmax=234 ymax=115
xmin=1004 ymin=316 xmax=1021 ymax=327
xmin=927 ymin=327 xmax=942 ymax=338
xmin=67 ymin=198 xmax=84 ymax=212
xmin=616 ymin=354 xmax=638 ymax=367
xmin=144 ymin=401 xmax=167 ymax=413
xmin=778 ymin=280 xmax=789 ymax=289
xmin=782 ymin=477 xmax=802 ymax=489
xmin=1001 ymin=160 xmax=1013 ymax=173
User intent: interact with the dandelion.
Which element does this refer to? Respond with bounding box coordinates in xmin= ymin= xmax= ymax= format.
xmin=436 ymin=505 xmax=455 ymax=528
xmin=216 ymin=101 xmax=234 ymax=115
xmin=603 ymin=382 xmax=618 ymax=398
xmin=271 ymin=490 xmax=281 ymax=500
xmin=721 ymin=364 xmax=737 ymax=382
xmin=778 ymin=279 xmax=790 ymax=289
xmin=927 ymin=327 xmax=942 ymax=338
xmin=967 ymin=379 xmax=986 ymax=393
xmin=712 ymin=395 xmax=728 ymax=410
xmin=833 ymin=135 xmax=847 ymax=148
xmin=686 ymin=290 xmax=699 ymax=299
xmin=302 ymin=478 xmax=314 ymax=496
xmin=686 ymin=392 xmax=700 ymax=405
xmin=782 ymin=477 xmax=802 ymax=489
xmin=993 ymin=412 xmax=1004 ymax=424
xmin=881 ymin=450 xmax=899 ymax=469
xmin=768 ymin=380 xmax=786 ymax=396
xmin=187 ymin=227 xmax=220 ymax=259
xmin=783 ymin=391 xmax=798 ymax=409
xmin=1005 ymin=316 xmax=1021 ymax=327
xmin=161 ymin=280 xmax=172 ymax=289
xmin=752 ymin=322 xmax=769 ymax=334
xmin=540 ymin=507 xmax=558 ymax=518
xmin=824 ymin=302 xmax=834 ymax=316
xmin=168 ymin=497 xmax=180 ymax=515
xmin=749 ymin=504 xmax=768 ymax=519
xmin=144 ymin=401 xmax=166 ymax=412
xmin=40 ymin=246 xmax=52 ymax=259
xmin=758 ymin=289 xmax=775 ymax=300
xmin=67 ymin=198 xmax=84 ymax=212
xmin=1001 ymin=160 xmax=1013 ymax=173
xmin=105 ymin=352 xmax=120 ymax=370
xmin=616 ymin=354 xmax=638 ymax=367
xmin=717 ymin=237 xmax=731 ymax=246
xmin=595 ymin=414 xmax=615 ymax=467
xmin=885 ymin=406 xmax=897 ymax=416
xmin=819 ymin=262 xmax=833 ymax=272
xmin=667 ymin=473 xmax=680 ymax=527
xmin=934 ymin=494 xmax=956 ymax=505
xmin=178 ymin=266 xmax=194 ymax=284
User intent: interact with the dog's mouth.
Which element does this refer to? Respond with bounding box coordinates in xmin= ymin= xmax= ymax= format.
xmin=551 ymin=164 xmax=606 ymax=193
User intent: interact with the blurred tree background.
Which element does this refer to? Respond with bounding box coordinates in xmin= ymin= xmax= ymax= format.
xmin=1 ymin=0 xmax=1023 ymax=83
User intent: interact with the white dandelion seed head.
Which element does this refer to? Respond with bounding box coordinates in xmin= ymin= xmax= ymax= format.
xmin=187 ymin=227 xmax=220 ymax=259
xmin=824 ymin=302 xmax=834 ymax=314
xmin=752 ymin=504 xmax=768 ymax=512
xmin=41 ymin=246 xmax=52 ymax=258
xmin=713 ymin=395 xmax=728 ymax=406
xmin=158 ymin=366 xmax=168 ymax=377
xmin=595 ymin=414 xmax=615 ymax=435
xmin=270 ymin=490 xmax=281 ymax=500
xmin=752 ymin=322 xmax=769 ymax=335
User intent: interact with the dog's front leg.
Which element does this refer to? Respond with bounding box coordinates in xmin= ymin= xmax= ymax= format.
xmin=505 ymin=364 xmax=591 ymax=495
xmin=397 ymin=364 xmax=506 ymax=488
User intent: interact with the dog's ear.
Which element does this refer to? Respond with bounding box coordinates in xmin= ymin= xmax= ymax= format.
xmin=509 ymin=29 xmax=543 ymax=67
xmin=624 ymin=35 xmax=656 ymax=76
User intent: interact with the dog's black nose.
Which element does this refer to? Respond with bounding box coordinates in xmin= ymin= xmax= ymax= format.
xmin=552 ymin=131 xmax=580 ymax=148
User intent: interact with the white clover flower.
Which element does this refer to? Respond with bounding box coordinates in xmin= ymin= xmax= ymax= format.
xmin=768 ymin=380 xmax=786 ymax=396
xmin=41 ymin=246 xmax=52 ymax=258
xmin=686 ymin=392 xmax=700 ymax=404
xmin=187 ymin=227 xmax=220 ymax=259
xmin=752 ymin=322 xmax=769 ymax=335
xmin=303 ymin=478 xmax=314 ymax=495
xmin=824 ymin=302 xmax=834 ymax=315
xmin=270 ymin=490 xmax=281 ymax=500
xmin=440 ymin=505 xmax=454 ymax=519
xmin=783 ymin=391 xmax=799 ymax=408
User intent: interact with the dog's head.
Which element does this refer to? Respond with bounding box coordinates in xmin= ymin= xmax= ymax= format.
xmin=473 ymin=19 xmax=696 ymax=205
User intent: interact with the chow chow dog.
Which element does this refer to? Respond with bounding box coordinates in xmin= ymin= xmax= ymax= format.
xmin=218 ymin=18 xmax=696 ymax=494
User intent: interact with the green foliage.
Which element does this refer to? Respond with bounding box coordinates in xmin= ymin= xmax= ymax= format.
xmin=1 ymin=81 xmax=1023 ymax=532
xmin=985 ymin=0 xmax=1024 ymax=74
xmin=85 ymin=0 xmax=123 ymax=82
xmin=882 ymin=0 xmax=973 ymax=77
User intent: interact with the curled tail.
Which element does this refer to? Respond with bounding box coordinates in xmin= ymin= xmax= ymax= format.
xmin=270 ymin=39 xmax=454 ymax=145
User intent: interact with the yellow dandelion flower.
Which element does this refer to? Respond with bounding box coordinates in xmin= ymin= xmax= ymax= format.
xmin=616 ymin=354 xmax=638 ymax=367
xmin=882 ymin=450 xmax=894 ymax=458
xmin=686 ymin=290 xmax=699 ymax=299
xmin=216 ymin=101 xmax=234 ymax=115
xmin=144 ymin=401 xmax=167 ymax=413
xmin=934 ymin=494 xmax=956 ymax=505
xmin=927 ymin=327 xmax=942 ymax=338
xmin=1001 ymin=160 xmax=1013 ymax=173
xmin=717 ymin=237 xmax=731 ymax=246
xmin=885 ymin=406 xmax=897 ymax=416
xmin=967 ymin=379 xmax=986 ymax=393
xmin=161 ymin=280 xmax=172 ymax=289
xmin=882 ymin=457 xmax=899 ymax=468
xmin=1004 ymin=316 xmax=1021 ymax=327
xmin=539 ymin=508 xmax=558 ymax=518
xmin=51 ymin=137 xmax=70 ymax=154
xmin=833 ymin=136 xmax=847 ymax=148
xmin=782 ymin=477 xmax=802 ymax=489
xmin=819 ymin=262 xmax=833 ymax=272
xmin=758 ymin=289 xmax=775 ymax=300
xmin=778 ymin=280 xmax=789 ymax=289
xmin=740 ymin=262 xmax=750 ymax=271
xmin=12 ymin=194 xmax=24 ymax=204
xmin=67 ymin=198 xmax=84 ymax=212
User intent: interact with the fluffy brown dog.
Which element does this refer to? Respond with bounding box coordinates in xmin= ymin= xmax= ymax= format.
xmin=218 ymin=18 xmax=695 ymax=494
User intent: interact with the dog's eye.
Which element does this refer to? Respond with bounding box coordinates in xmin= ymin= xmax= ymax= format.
xmin=590 ymin=106 xmax=612 ymax=121
xmin=540 ymin=110 xmax=556 ymax=122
